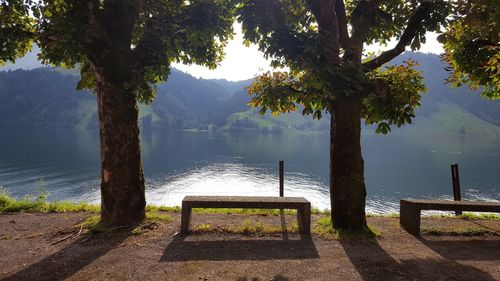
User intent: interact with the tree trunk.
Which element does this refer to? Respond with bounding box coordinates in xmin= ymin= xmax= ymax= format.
xmin=329 ymin=96 xmax=367 ymax=231
xmin=96 ymin=74 xmax=146 ymax=225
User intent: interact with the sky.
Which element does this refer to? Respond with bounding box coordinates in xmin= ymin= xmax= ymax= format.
xmin=173 ymin=24 xmax=445 ymax=82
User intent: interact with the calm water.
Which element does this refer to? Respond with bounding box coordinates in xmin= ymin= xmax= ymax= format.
xmin=1 ymin=127 xmax=499 ymax=213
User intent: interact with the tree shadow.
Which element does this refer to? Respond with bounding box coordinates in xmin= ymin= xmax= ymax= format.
xmin=1 ymin=233 xmax=130 ymax=281
xmin=161 ymin=235 xmax=319 ymax=262
xmin=340 ymin=234 xmax=496 ymax=281
xmin=416 ymin=236 xmax=500 ymax=261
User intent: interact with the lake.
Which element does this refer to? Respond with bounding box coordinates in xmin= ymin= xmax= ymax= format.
xmin=0 ymin=127 xmax=499 ymax=213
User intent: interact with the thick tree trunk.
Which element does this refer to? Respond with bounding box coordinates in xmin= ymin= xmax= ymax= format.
xmin=96 ymin=75 xmax=146 ymax=225
xmin=329 ymin=96 xmax=367 ymax=231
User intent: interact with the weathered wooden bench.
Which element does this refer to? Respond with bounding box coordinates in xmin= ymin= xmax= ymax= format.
xmin=181 ymin=196 xmax=311 ymax=235
xmin=400 ymin=199 xmax=500 ymax=234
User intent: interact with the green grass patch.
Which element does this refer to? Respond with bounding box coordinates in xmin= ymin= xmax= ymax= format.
xmin=428 ymin=212 xmax=500 ymax=221
xmin=78 ymin=211 xmax=173 ymax=235
xmin=191 ymin=219 xmax=299 ymax=235
xmin=145 ymin=205 xmax=181 ymax=212
xmin=458 ymin=212 xmax=500 ymax=221
xmin=313 ymin=216 xmax=381 ymax=239
xmin=0 ymin=234 xmax=13 ymax=240
xmin=1 ymin=190 xmax=328 ymax=216
xmin=193 ymin=224 xmax=212 ymax=232
xmin=367 ymin=212 xmax=400 ymax=218
xmin=77 ymin=215 xmax=113 ymax=234
xmin=0 ymin=189 xmax=99 ymax=213
xmin=227 ymin=219 xmax=298 ymax=235
xmin=422 ymin=227 xmax=499 ymax=237
xmin=146 ymin=211 xmax=173 ymax=223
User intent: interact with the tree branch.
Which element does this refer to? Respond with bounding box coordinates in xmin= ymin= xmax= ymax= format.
xmin=306 ymin=0 xmax=340 ymax=64
xmin=362 ymin=1 xmax=434 ymax=71
xmin=349 ymin=1 xmax=382 ymax=54
xmin=335 ymin=0 xmax=349 ymax=48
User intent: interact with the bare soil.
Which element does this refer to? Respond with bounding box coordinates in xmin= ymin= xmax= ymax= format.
xmin=0 ymin=212 xmax=499 ymax=281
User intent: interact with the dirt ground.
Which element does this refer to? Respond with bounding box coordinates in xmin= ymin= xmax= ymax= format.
xmin=0 ymin=212 xmax=499 ymax=281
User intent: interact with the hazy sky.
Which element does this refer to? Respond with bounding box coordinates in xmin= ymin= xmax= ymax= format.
xmin=174 ymin=24 xmax=444 ymax=82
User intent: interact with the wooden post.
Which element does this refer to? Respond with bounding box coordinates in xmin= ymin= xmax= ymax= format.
xmin=451 ymin=164 xmax=462 ymax=216
xmin=279 ymin=160 xmax=284 ymax=197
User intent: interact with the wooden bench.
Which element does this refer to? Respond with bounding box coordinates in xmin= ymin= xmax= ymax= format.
xmin=400 ymin=199 xmax=500 ymax=234
xmin=181 ymin=196 xmax=311 ymax=235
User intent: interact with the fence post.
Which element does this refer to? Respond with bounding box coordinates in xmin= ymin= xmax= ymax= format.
xmin=451 ymin=163 xmax=462 ymax=216
xmin=279 ymin=160 xmax=284 ymax=197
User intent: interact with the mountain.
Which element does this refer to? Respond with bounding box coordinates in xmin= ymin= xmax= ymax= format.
xmin=219 ymin=52 xmax=500 ymax=136
xmin=0 ymin=67 xmax=250 ymax=130
xmin=0 ymin=52 xmax=499 ymax=136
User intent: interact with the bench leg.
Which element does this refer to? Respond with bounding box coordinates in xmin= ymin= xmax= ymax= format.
xmin=400 ymin=201 xmax=420 ymax=235
xmin=297 ymin=206 xmax=311 ymax=235
xmin=181 ymin=206 xmax=192 ymax=234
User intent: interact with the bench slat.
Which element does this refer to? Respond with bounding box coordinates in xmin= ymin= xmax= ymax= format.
xmin=400 ymin=199 xmax=500 ymax=212
xmin=183 ymin=196 xmax=310 ymax=203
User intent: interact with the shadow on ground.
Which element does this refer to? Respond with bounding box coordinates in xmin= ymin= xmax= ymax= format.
xmin=340 ymin=234 xmax=497 ymax=281
xmin=1 ymin=233 xmax=130 ymax=281
xmin=417 ymin=237 xmax=500 ymax=261
xmin=161 ymin=235 xmax=319 ymax=261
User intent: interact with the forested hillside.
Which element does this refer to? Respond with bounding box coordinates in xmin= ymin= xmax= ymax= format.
xmin=0 ymin=68 xmax=245 ymax=129
xmin=0 ymin=52 xmax=498 ymax=135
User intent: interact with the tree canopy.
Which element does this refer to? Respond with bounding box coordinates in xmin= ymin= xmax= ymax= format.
xmin=0 ymin=0 xmax=35 ymax=64
xmin=439 ymin=0 xmax=500 ymax=99
xmin=238 ymin=0 xmax=449 ymax=134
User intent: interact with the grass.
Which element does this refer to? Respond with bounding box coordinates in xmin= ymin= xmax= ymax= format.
xmin=457 ymin=213 xmax=500 ymax=221
xmin=78 ymin=211 xmax=173 ymax=235
xmin=1 ymin=189 xmax=325 ymax=216
xmin=422 ymin=227 xmax=499 ymax=237
xmin=0 ymin=189 xmax=100 ymax=213
xmin=429 ymin=212 xmax=500 ymax=221
xmin=313 ymin=216 xmax=381 ymax=239
xmin=146 ymin=211 xmax=173 ymax=223
xmin=0 ymin=233 xmax=13 ymax=240
xmin=192 ymin=219 xmax=299 ymax=235
xmin=367 ymin=212 xmax=400 ymax=218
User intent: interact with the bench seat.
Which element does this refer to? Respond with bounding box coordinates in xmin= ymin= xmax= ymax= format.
xmin=400 ymin=199 xmax=500 ymax=234
xmin=181 ymin=196 xmax=311 ymax=235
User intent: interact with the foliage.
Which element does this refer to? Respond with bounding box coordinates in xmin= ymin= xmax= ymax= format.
xmin=0 ymin=0 xmax=35 ymax=64
xmin=237 ymin=0 xmax=447 ymax=133
xmin=440 ymin=0 xmax=500 ymax=99
xmin=364 ymin=60 xmax=426 ymax=134
xmin=2 ymin=0 xmax=235 ymax=103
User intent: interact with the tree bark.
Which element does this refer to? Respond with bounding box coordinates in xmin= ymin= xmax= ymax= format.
xmin=330 ymin=96 xmax=367 ymax=231
xmin=95 ymin=73 xmax=146 ymax=225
